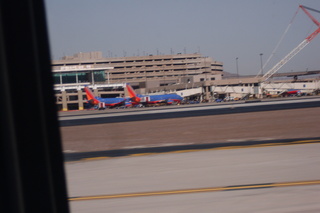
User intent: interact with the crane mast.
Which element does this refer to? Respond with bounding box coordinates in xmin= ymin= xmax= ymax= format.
xmin=262 ymin=5 xmax=320 ymax=82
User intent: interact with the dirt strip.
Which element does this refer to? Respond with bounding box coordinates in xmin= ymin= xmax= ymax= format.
xmin=60 ymin=107 xmax=320 ymax=153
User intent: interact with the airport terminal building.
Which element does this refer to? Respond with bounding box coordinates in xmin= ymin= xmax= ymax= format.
xmin=52 ymin=51 xmax=224 ymax=110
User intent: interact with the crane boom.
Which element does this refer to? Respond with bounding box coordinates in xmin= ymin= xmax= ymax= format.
xmin=262 ymin=39 xmax=309 ymax=81
xmin=262 ymin=5 xmax=320 ymax=82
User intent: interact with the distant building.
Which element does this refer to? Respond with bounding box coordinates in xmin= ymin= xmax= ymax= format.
xmin=52 ymin=51 xmax=224 ymax=111
xmin=52 ymin=51 xmax=223 ymax=87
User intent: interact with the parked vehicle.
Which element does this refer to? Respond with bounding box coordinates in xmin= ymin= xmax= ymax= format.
xmin=224 ymin=97 xmax=234 ymax=102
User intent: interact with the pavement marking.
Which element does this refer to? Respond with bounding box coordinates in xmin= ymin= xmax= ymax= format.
xmin=129 ymin=153 xmax=154 ymax=157
xmin=206 ymin=140 xmax=320 ymax=152
xmin=69 ymin=179 xmax=320 ymax=201
xmin=83 ymin=157 xmax=109 ymax=161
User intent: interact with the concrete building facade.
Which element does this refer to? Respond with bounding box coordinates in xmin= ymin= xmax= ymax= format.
xmin=52 ymin=51 xmax=223 ymax=87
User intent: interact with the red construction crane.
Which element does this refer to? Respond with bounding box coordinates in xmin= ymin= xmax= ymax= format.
xmin=262 ymin=5 xmax=320 ymax=82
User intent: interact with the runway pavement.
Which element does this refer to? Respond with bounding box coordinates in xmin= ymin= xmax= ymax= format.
xmin=61 ymin=97 xmax=320 ymax=212
xmin=66 ymin=142 xmax=320 ymax=213
xmin=64 ymin=137 xmax=320 ymax=162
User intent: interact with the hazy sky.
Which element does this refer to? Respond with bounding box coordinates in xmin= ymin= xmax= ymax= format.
xmin=45 ymin=0 xmax=320 ymax=75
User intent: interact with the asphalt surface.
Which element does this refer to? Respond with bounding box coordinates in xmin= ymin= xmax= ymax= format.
xmin=61 ymin=97 xmax=320 ymax=212
xmin=64 ymin=137 xmax=320 ymax=162
xmin=66 ymin=143 xmax=320 ymax=213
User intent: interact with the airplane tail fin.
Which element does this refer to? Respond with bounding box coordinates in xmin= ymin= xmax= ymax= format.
xmin=126 ymin=83 xmax=141 ymax=103
xmin=84 ymin=86 xmax=100 ymax=105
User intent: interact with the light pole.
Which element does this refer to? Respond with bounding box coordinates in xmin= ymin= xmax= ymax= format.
xmin=259 ymin=53 xmax=263 ymax=76
xmin=236 ymin=57 xmax=239 ymax=78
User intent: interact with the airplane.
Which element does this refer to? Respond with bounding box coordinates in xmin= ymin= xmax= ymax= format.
xmin=126 ymin=83 xmax=184 ymax=106
xmin=84 ymin=86 xmax=126 ymax=109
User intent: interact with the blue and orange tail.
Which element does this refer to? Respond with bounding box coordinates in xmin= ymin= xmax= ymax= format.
xmin=126 ymin=83 xmax=141 ymax=103
xmin=84 ymin=86 xmax=100 ymax=105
